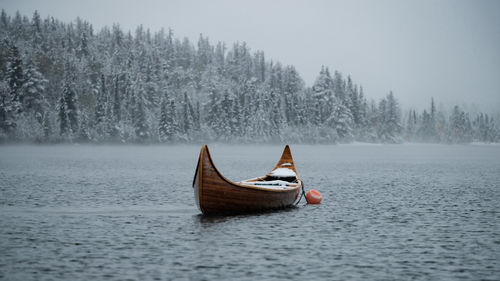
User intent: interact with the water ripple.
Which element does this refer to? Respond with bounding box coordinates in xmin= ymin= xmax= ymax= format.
xmin=0 ymin=144 xmax=499 ymax=280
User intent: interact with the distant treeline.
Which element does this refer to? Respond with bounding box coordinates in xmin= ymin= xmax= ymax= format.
xmin=0 ymin=10 xmax=498 ymax=143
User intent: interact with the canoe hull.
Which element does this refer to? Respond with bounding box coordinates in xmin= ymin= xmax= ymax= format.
xmin=193 ymin=145 xmax=300 ymax=215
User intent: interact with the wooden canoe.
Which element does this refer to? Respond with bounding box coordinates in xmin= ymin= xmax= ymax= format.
xmin=192 ymin=145 xmax=302 ymax=215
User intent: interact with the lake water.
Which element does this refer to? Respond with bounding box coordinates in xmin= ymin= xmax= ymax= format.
xmin=1 ymin=144 xmax=499 ymax=280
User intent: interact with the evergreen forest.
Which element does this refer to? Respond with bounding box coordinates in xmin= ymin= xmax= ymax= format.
xmin=1 ymin=11 xmax=498 ymax=144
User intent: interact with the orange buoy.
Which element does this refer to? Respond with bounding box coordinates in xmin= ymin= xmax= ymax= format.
xmin=305 ymin=189 xmax=322 ymax=204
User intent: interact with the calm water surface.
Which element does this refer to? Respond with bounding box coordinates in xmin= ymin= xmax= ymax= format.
xmin=1 ymin=144 xmax=499 ymax=280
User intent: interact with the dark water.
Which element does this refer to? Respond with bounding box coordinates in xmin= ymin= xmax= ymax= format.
xmin=1 ymin=144 xmax=499 ymax=280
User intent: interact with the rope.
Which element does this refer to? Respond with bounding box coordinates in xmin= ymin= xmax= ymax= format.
xmin=295 ymin=181 xmax=307 ymax=205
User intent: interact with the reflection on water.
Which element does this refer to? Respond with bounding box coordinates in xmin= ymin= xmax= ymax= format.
xmin=195 ymin=207 xmax=300 ymax=226
xmin=1 ymin=144 xmax=499 ymax=280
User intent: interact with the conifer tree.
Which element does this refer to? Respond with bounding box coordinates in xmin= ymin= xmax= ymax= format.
xmin=113 ymin=75 xmax=121 ymax=123
xmin=62 ymin=82 xmax=78 ymax=135
xmin=94 ymin=75 xmax=106 ymax=129
xmin=7 ymin=44 xmax=23 ymax=114
xmin=158 ymin=97 xmax=169 ymax=142
xmin=449 ymin=105 xmax=465 ymax=143
xmin=22 ymin=58 xmax=47 ymax=122
xmin=167 ymin=99 xmax=178 ymax=141
xmin=133 ymin=95 xmax=148 ymax=141
xmin=181 ymin=92 xmax=193 ymax=140
xmin=58 ymin=93 xmax=68 ymax=136
xmin=328 ymin=99 xmax=353 ymax=140
xmin=78 ymin=110 xmax=91 ymax=142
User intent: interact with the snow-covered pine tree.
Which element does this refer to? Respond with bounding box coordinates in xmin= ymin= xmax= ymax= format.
xmin=311 ymin=68 xmax=353 ymax=141
xmin=283 ymin=65 xmax=303 ymax=126
xmin=78 ymin=110 xmax=91 ymax=142
xmin=108 ymin=75 xmax=121 ymax=140
xmin=196 ymin=34 xmax=213 ymax=72
xmin=384 ymin=91 xmax=402 ymax=142
xmin=377 ymin=98 xmax=388 ymax=142
xmin=31 ymin=10 xmax=43 ymax=48
xmin=358 ymin=86 xmax=368 ymax=127
xmin=327 ymin=97 xmax=353 ymax=141
xmin=7 ymin=44 xmax=23 ymax=115
xmin=484 ymin=114 xmax=495 ymax=142
xmin=181 ymin=92 xmax=194 ymax=141
xmin=428 ymin=98 xmax=438 ymax=141
xmin=42 ymin=110 xmax=51 ymax=141
xmin=193 ymin=100 xmax=201 ymax=132
xmin=449 ymin=105 xmax=465 ymax=143
xmin=345 ymin=75 xmax=355 ymax=117
xmin=205 ymin=84 xmax=219 ymax=133
xmin=332 ymin=70 xmax=345 ymax=104
xmin=250 ymin=91 xmax=270 ymax=141
xmin=254 ymin=51 xmax=266 ymax=83
xmin=405 ymin=109 xmax=417 ymax=141
xmin=167 ymin=99 xmax=179 ymax=141
xmin=218 ymin=90 xmax=232 ymax=141
xmin=269 ymin=90 xmax=283 ymax=140
xmin=187 ymin=94 xmax=198 ymax=132
xmin=214 ymin=41 xmax=225 ymax=75
xmin=464 ymin=112 xmax=473 ymax=143
xmin=349 ymin=81 xmax=360 ymax=127
xmin=312 ymin=66 xmax=333 ymax=124
xmin=77 ymin=31 xmax=89 ymax=58
xmin=22 ymin=57 xmax=47 ymax=123
xmin=158 ymin=97 xmax=169 ymax=142
xmin=133 ymin=94 xmax=148 ymax=141
xmin=58 ymin=92 xmax=68 ymax=137
xmin=62 ymin=81 xmax=78 ymax=136
xmin=230 ymin=97 xmax=240 ymax=138
xmin=0 ymin=80 xmax=12 ymax=137
xmin=94 ymin=74 xmax=107 ymax=138
xmin=419 ymin=109 xmax=432 ymax=141
xmin=112 ymin=75 xmax=121 ymax=123
xmin=0 ymin=10 xmax=9 ymax=34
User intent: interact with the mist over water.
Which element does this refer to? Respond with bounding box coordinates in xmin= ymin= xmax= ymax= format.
xmin=1 ymin=144 xmax=499 ymax=280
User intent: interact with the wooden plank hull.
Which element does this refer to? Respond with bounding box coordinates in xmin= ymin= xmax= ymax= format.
xmin=192 ymin=145 xmax=301 ymax=215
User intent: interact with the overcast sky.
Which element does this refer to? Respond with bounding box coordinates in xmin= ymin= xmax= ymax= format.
xmin=2 ymin=0 xmax=500 ymax=112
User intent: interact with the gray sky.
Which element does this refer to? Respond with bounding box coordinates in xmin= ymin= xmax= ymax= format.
xmin=2 ymin=0 xmax=500 ymax=112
